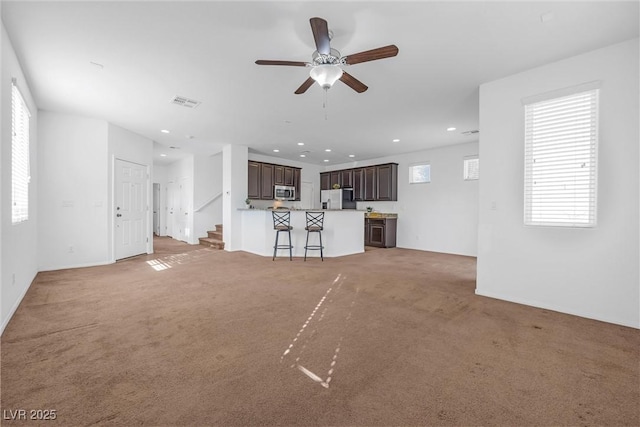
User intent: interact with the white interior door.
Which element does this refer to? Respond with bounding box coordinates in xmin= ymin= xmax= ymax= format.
xmin=115 ymin=159 xmax=148 ymax=260
xmin=166 ymin=182 xmax=175 ymax=237
xmin=177 ymin=177 xmax=191 ymax=242
xmin=153 ymin=183 xmax=160 ymax=235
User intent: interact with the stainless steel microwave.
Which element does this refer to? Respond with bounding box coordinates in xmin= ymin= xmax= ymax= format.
xmin=274 ymin=185 xmax=295 ymax=201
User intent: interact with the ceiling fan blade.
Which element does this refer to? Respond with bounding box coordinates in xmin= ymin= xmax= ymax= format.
xmin=255 ymin=60 xmax=308 ymax=67
xmin=310 ymin=17 xmax=331 ymax=55
xmin=339 ymin=71 xmax=368 ymax=93
xmin=294 ymin=77 xmax=315 ymax=95
xmin=343 ymin=45 xmax=399 ymax=65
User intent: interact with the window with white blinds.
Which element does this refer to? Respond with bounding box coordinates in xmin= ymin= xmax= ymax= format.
xmin=524 ymin=88 xmax=598 ymax=227
xmin=12 ymin=80 xmax=31 ymax=224
xmin=464 ymin=155 xmax=479 ymax=180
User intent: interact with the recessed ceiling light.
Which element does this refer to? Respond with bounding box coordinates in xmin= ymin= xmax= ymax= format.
xmin=160 ymin=154 xmax=167 ymax=157
xmin=324 ymin=159 xmax=329 ymax=162
xmin=161 ymin=129 xmax=170 ymax=134
xmin=392 ymin=139 xmax=400 ymax=143
xmin=348 ymin=154 xmax=355 ymax=158
xmin=273 ymin=149 xmax=280 ymax=152
xmin=298 ymin=142 xmax=304 ymax=146
xmin=447 ymin=127 xmax=456 ymax=132
xmin=300 ymin=154 xmax=306 ymax=158
xmin=325 ymin=149 xmax=331 ymax=152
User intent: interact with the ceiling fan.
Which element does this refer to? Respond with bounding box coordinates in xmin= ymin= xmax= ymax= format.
xmin=255 ymin=17 xmax=399 ymax=94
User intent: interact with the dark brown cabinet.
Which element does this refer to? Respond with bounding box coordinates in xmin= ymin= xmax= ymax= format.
xmin=329 ymin=171 xmax=341 ymax=188
xmin=353 ymin=168 xmax=364 ymax=201
xmin=341 ymin=170 xmax=354 ymax=188
xmin=364 ymin=166 xmax=376 ymax=201
xmin=376 ymin=163 xmax=398 ymax=201
xmin=293 ymin=168 xmax=301 ymax=201
xmin=320 ymin=162 xmax=397 ymax=201
xmin=365 ymin=217 xmax=397 ymax=248
xmin=248 ymin=161 xmax=300 ymax=200
xmin=320 ymin=172 xmax=331 ymax=191
xmin=284 ymin=167 xmax=294 ymax=186
xmin=261 ymin=163 xmax=274 ymax=200
xmin=248 ymin=162 xmax=261 ymax=199
xmin=274 ymin=165 xmax=284 ymax=185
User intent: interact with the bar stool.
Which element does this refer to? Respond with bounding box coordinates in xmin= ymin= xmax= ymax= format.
xmin=272 ymin=211 xmax=293 ymax=261
xmin=304 ymin=211 xmax=324 ymax=261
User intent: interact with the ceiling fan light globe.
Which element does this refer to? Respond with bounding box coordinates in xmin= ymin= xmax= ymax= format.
xmin=310 ymin=65 xmax=343 ymax=89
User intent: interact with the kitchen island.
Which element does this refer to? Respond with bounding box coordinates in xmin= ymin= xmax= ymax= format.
xmin=239 ymin=209 xmax=365 ymax=258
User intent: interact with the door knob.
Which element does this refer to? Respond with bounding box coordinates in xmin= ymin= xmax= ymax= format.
xmin=116 ymin=213 xmax=122 ymax=217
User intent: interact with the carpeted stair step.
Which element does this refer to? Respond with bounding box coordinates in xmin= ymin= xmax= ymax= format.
xmin=199 ymin=224 xmax=224 ymax=249
xmin=199 ymin=237 xmax=225 ymax=250
xmin=207 ymin=230 xmax=223 ymax=240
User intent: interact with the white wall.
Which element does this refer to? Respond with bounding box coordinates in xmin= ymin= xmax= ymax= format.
xmin=476 ymin=38 xmax=639 ymax=328
xmin=166 ymin=156 xmax=195 ymax=243
xmin=194 ymin=152 xmax=223 ymax=239
xmin=326 ymin=141 xmax=480 ymax=257
xmin=152 ymin=163 xmax=168 ymax=236
xmin=38 ymin=112 xmax=109 ymax=271
xmin=38 ymin=116 xmax=153 ymax=270
xmin=1 ymin=22 xmax=39 ymax=333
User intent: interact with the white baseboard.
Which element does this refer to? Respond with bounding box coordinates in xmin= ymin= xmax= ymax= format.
xmin=38 ymin=260 xmax=114 ymax=272
xmin=1 ymin=273 xmax=36 ymax=336
xmin=475 ymin=289 xmax=640 ymax=329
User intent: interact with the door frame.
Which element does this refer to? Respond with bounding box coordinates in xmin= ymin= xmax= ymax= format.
xmin=111 ymin=157 xmax=152 ymax=261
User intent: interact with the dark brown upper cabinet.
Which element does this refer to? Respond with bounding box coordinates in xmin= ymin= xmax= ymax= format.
xmin=341 ymin=169 xmax=354 ymax=188
xmin=320 ymin=172 xmax=331 ymax=191
xmin=376 ymin=163 xmax=398 ymax=201
xmin=320 ymin=162 xmax=398 ymax=202
xmin=364 ymin=166 xmax=376 ymax=201
xmin=261 ymin=163 xmax=275 ymax=200
xmin=248 ymin=162 xmax=261 ymax=199
xmin=248 ymin=161 xmax=301 ymax=200
xmin=353 ymin=168 xmax=364 ymax=201
xmin=293 ymin=168 xmax=301 ymax=201
xmin=274 ymin=165 xmax=285 ymax=185
xmin=329 ymin=171 xmax=341 ymax=188
xmin=284 ymin=167 xmax=294 ymax=186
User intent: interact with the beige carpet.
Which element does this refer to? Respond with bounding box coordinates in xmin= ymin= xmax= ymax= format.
xmin=1 ymin=237 xmax=638 ymax=426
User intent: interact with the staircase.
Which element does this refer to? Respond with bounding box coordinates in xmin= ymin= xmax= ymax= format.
xmin=199 ymin=224 xmax=225 ymax=250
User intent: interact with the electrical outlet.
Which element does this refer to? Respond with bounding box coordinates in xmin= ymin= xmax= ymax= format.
xmin=68 ymin=245 xmax=74 ymax=253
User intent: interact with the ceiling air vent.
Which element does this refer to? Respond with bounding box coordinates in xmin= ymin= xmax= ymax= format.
xmin=171 ymin=96 xmax=201 ymax=109
xmin=461 ymin=130 xmax=479 ymax=135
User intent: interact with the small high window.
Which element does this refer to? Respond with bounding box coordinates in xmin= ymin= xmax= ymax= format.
xmin=463 ymin=156 xmax=479 ymax=180
xmin=409 ymin=162 xmax=430 ymax=184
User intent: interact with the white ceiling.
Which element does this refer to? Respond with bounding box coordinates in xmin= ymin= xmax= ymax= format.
xmin=3 ymin=1 xmax=638 ymax=166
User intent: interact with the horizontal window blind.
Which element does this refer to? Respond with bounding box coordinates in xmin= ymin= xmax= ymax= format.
xmin=12 ymin=80 xmax=31 ymax=224
xmin=524 ymin=89 xmax=598 ymax=227
xmin=464 ymin=156 xmax=479 ymax=180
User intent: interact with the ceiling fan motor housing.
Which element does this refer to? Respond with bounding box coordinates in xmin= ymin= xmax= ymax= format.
xmin=312 ymin=48 xmax=345 ymax=66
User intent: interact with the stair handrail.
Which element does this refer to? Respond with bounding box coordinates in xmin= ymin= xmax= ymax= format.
xmin=194 ymin=191 xmax=222 ymax=212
